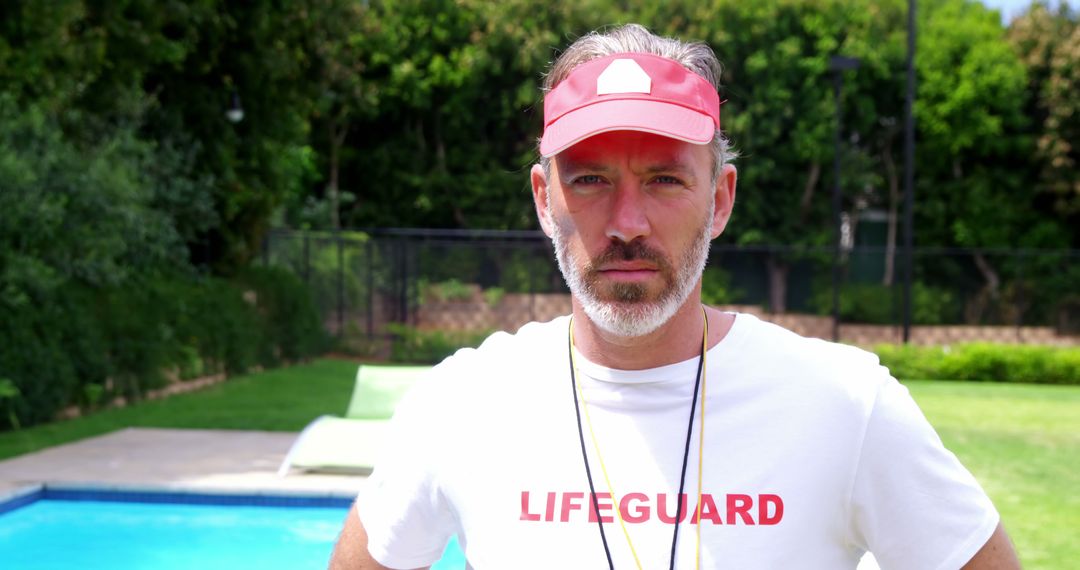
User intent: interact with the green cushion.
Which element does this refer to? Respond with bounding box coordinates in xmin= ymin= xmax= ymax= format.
xmin=344 ymin=365 xmax=432 ymax=419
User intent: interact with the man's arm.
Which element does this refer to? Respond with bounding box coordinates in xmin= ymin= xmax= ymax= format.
xmin=328 ymin=502 xmax=429 ymax=570
xmin=961 ymin=523 xmax=1021 ymax=569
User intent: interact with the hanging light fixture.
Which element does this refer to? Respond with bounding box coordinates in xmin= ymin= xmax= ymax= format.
xmin=225 ymin=91 xmax=244 ymax=123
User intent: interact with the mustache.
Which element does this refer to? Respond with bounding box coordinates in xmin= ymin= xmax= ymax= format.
xmin=587 ymin=240 xmax=673 ymax=273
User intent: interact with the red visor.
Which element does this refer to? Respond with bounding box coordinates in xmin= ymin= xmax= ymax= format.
xmin=540 ymin=53 xmax=721 ymax=157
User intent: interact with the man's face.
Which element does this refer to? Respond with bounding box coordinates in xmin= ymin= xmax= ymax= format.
xmin=532 ymin=130 xmax=736 ymax=337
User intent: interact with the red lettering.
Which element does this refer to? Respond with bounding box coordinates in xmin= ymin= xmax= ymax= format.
xmin=524 ymin=490 xmax=782 ymax=526
xmin=520 ymin=491 xmax=541 ymax=521
xmin=691 ymin=493 xmax=723 ymax=525
xmin=759 ymin=494 xmax=784 ymax=525
xmin=620 ymin=493 xmax=650 ymax=523
xmin=587 ymin=493 xmax=614 ymax=523
xmin=726 ymin=494 xmax=755 ymax=525
xmin=560 ymin=491 xmax=584 ymax=522
xmin=657 ymin=493 xmax=688 ymax=524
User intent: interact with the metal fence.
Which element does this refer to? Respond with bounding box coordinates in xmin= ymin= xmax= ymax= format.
xmin=260 ymin=228 xmax=1080 ymax=346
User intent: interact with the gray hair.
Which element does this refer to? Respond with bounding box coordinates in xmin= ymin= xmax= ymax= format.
xmin=539 ymin=24 xmax=736 ymax=181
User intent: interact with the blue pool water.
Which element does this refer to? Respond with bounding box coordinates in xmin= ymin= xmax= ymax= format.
xmin=0 ymin=498 xmax=465 ymax=570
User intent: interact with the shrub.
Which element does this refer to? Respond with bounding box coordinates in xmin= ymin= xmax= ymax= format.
xmin=873 ymin=343 xmax=1080 ymax=384
xmin=0 ymin=269 xmax=327 ymax=431
xmin=235 ymin=266 xmax=327 ymax=364
xmin=813 ymin=282 xmax=956 ymax=324
xmin=701 ymin=267 xmax=743 ymax=305
xmin=386 ymin=324 xmax=491 ymax=364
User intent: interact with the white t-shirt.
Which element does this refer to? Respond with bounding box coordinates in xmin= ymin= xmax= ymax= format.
xmin=359 ymin=313 xmax=999 ymax=569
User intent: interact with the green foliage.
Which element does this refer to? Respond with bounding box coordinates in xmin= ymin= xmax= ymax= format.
xmin=1008 ymin=3 xmax=1080 ymax=226
xmin=0 ymin=96 xmax=189 ymax=304
xmin=874 ymin=343 xmax=1080 ymax=385
xmin=386 ymin=324 xmax=491 ymax=364
xmin=0 ymin=358 xmax=362 ymax=460
xmin=236 ymin=266 xmax=329 ymax=363
xmin=424 ymin=279 xmax=476 ymax=303
xmin=0 ymin=378 xmax=22 ymax=430
xmin=812 ymin=281 xmax=956 ymax=324
xmin=0 ymin=272 xmax=325 ymax=431
xmin=700 ymin=266 xmax=743 ymax=305
xmin=483 ymin=287 xmax=507 ymax=307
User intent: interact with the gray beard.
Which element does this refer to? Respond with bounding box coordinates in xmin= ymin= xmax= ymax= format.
xmin=548 ymin=201 xmax=713 ymax=338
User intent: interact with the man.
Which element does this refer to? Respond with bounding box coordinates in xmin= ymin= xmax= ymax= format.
xmin=331 ymin=24 xmax=1020 ymax=569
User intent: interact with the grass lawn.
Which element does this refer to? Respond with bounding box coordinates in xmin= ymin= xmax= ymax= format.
xmin=0 ymin=361 xmax=1075 ymax=567
xmin=0 ymin=359 xmax=359 ymax=461
xmin=904 ymin=380 xmax=1080 ymax=570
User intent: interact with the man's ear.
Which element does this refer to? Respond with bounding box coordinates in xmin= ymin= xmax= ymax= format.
xmin=711 ymin=163 xmax=737 ymax=239
xmin=531 ymin=163 xmax=555 ymax=238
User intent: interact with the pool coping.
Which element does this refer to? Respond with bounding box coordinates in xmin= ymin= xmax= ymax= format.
xmin=0 ymin=482 xmax=356 ymax=517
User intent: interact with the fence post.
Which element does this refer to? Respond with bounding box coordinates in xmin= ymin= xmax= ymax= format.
xmin=529 ymin=244 xmax=537 ymax=322
xmin=262 ymin=232 xmax=270 ymax=267
xmin=1015 ymin=250 xmax=1026 ymax=339
xmin=336 ymin=232 xmax=344 ymax=337
xmin=398 ymin=237 xmax=408 ymax=326
xmin=302 ymin=232 xmax=311 ymax=285
xmin=367 ymin=238 xmax=375 ymax=339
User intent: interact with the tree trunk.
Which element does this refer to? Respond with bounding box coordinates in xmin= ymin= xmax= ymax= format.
xmin=432 ymin=111 xmax=467 ymax=226
xmin=766 ymin=255 xmax=788 ymax=314
xmin=327 ymin=117 xmax=348 ymax=230
xmin=798 ymin=162 xmax=821 ymax=223
xmin=967 ymin=252 xmax=1001 ymax=324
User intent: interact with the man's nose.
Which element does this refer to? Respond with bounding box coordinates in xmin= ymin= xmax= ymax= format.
xmin=605 ymin=182 xmax=650 ymax=243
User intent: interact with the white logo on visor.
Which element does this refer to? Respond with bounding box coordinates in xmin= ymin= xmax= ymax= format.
xmin=596 ymin=59 xmax=652 ymax=95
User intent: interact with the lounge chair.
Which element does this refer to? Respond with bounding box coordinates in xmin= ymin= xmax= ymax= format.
xmin=277 ymin=364 xmax=432 ymax=476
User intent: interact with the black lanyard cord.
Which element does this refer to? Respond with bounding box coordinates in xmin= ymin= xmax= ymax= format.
xmin=568 ymin=312 xmax=707 ymax=570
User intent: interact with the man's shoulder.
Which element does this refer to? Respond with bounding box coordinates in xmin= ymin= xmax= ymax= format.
xmin=730 ymin=311 xmax=891 ymax=391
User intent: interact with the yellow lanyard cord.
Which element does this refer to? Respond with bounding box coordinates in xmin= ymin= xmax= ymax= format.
xmin=570 ymin=307 xmax=708 ymax=570
xmin=572 ymin=351 xmax=645 ymax=569
xmin=695 ymin=311 xmax=708 ymax=568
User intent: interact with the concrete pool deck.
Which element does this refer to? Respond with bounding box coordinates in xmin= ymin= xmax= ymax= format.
xmin=0 ymin=427 xmax=366 ymax=501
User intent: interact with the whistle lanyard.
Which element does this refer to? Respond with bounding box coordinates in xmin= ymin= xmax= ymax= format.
xmin=568 ymin=308 xmax=709 ymax=569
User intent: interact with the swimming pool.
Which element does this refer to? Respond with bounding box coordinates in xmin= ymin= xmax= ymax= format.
xmin=0 ymin=488 xmax=465 ymax=569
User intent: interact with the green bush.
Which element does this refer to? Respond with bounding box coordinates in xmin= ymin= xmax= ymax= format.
xmin=813 ymin=282 xmax=956 ymax=324
xmin=874 ymin=343 xmax=1080 ymax=385
xmin=235 ymin=266 xmax=328 ymax=363
xmin=701 ymin=266 xmax=743 ymax=305
xmin=0 ymin=293 xmax=80 ymax=427
xmin=386 ymin=324 xmax=491 ymax=364
xmin=0 ymin=269 xmax=327 ymax=431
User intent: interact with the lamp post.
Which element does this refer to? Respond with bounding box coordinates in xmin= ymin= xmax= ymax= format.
xmin=902 ymin=0 xmax=917 ymax=343
xmin=225 ymin=91 xmax=244 ymax=123
xmin=828 ymin=55 xmax=860 ymax=342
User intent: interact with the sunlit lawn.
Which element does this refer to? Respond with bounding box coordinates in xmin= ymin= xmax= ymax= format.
xmin=0 ymin=361 xmax=1075 ymax=567
xmin=905 ymin=380 xmax=1080 ymax=570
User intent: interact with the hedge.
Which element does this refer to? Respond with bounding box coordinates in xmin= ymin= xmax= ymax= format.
xmin=874 ymin=343 xmax=1080 ymax=385
xmin=0 ymin=267 xmax=326 ymax=430
xmin=385 ymin=324 xmax=491 ymax=364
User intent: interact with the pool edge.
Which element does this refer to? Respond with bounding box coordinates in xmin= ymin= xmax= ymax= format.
xmin=0 ymin=483 xmax=356 ymax=513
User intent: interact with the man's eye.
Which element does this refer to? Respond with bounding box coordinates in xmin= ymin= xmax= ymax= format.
xmin=653 ymin=175 xmax=683 ymax=185
xmin=574 ymin=175 xmax=605 ymax=185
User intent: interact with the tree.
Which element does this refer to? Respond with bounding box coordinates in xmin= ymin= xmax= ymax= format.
xmin=325 ymin=0 xmax=619 ymax=230
xmin=913 ymin=0 xmax=1068 ymax=323
xmin=664 ymin=0 xmax=862 ymax=312
xmin=1009 ymin=3 xmax=1080 ymax=244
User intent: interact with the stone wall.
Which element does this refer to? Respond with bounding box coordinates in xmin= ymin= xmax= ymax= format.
xmin=416 ymin=293 xmax=571 ymax=333
xmin=415 ymin=295 xmax=1078 ymax=346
